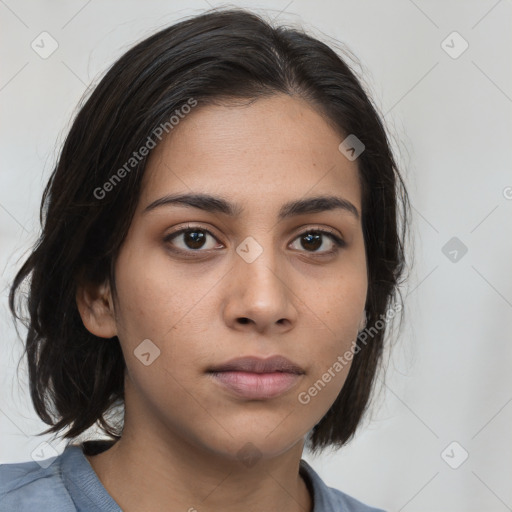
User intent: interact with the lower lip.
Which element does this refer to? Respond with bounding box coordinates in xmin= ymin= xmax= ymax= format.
xmin=209 ymin=371 xmax=303 ymax=399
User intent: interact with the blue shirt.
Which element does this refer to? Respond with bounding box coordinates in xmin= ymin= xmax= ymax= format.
xmin=0 ymin=440 xmax=386 ymax=511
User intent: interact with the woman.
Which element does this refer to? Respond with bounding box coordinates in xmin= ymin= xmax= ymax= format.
xmin=2 ymin=7 xmax=409 ymax=512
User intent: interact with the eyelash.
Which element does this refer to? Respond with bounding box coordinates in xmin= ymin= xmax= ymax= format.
xmin=163 ymin=223 xmax=346 ymax=258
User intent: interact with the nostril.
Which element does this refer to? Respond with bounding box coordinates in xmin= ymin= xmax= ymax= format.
xmin=238 ymin=317 xmax=250 ymax=324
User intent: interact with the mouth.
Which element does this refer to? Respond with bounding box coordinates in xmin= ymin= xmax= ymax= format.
xmin=207 ymin=355 xmax=305 ymax=400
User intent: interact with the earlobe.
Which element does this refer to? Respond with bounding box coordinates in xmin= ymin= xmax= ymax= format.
xmin=75 ymin=279 xmax=117 ymax=339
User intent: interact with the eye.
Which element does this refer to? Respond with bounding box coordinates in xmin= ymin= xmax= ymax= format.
xmin=289 ymin=228 xmax=346 ymax=255
xmin=163 ymin=224 xmax=346 ymax=257
xmin=163 ymin=224 xmax=222 ymax=253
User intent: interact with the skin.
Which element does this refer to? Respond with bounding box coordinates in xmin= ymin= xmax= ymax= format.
xmin=76 ymin=93 xmax=368 ymax=512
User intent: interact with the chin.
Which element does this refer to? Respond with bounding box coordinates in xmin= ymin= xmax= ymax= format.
xmin=195 ymin=419 xmax=306 ymax=463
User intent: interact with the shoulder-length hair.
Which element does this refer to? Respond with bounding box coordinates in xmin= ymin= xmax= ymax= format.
xmin=9 ymin=7 xmax=410 ymax=453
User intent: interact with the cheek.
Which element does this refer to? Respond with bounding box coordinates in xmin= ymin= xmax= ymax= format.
xmin=112 ymin=243 xmax=192 ymax=336
xmin=300 ymin=265 xmax=367 ymax=342
xmin=294 ymin=261 xmax=367 ymax=403
xmin=112 ymin=245 xmax=217 ymax=373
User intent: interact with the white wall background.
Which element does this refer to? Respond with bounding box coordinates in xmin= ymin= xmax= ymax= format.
xmin=1 ymin=1 xmax=511 ymax=511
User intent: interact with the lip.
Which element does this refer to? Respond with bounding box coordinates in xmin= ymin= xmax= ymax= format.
xmin=208 ymin=355 xmax=305 ymax=400
xmin=209 ymin=355 xmax=305 ymax=374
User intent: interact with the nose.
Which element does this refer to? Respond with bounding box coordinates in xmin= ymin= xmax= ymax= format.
xmin=222 ymin=242 xmax=298 ymax=335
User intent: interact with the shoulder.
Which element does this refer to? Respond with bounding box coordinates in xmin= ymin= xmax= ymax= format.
xmin=300 ymin=459 xmax=387 ymax=512
xmin=320 ymin=485 xmax=387 ymax=512
xmin=0 ymin=452 xmax=76 ymax=512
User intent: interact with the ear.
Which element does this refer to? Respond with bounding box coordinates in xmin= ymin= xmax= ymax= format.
xmin=76 ymin=277 xmax=117 ymax=339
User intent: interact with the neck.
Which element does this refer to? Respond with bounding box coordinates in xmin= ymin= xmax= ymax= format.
xmin=85 ymin=408 xmax=312 ymax=512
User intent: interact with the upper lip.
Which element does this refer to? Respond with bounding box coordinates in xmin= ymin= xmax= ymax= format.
xmin=208 ymin=355 xmax=305 ymax=374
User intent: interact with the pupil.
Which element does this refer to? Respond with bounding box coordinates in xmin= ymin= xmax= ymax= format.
xmin=302 ymin=232 xmax=321 ymax=251
xmin=185 ymin=230 xmax=205 ymax=249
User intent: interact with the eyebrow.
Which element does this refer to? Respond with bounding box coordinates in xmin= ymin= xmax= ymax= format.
xmin=143 ymin=193 xmax=360 ymax=221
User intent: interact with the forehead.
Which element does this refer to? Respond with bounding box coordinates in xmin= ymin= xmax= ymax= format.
xmin=139 ymin=94 xmax=362 ymax=215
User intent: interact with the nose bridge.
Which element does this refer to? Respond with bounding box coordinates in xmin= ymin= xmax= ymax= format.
xmin=235 ymin=232 xmax=284 ymax=294
xmin=228 ymin=231 xmax=295 ymax=326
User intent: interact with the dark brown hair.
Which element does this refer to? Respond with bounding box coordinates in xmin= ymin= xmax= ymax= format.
xmin=9 ymin=7 xmax=410 ymax=453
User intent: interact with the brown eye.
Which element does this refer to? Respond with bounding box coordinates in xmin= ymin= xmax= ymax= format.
xmin=164 ymin=226 xmax=221 ymax=253
xmin=300 ymin=232 xmax=322 ymax=251
xmin=181 ymin=229 xmax=207 ymax=249
xmin=290 ymin=229 xmax=345 ymax=255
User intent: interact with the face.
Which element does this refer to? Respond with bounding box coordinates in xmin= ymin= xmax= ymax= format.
xmin=85 ymin=94 xmax=367 ymax=461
